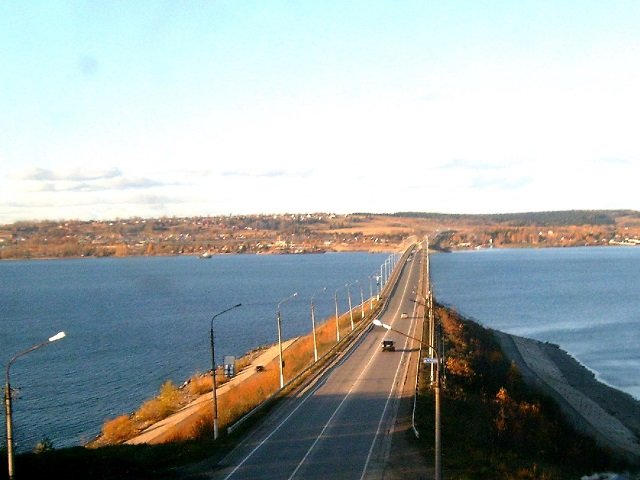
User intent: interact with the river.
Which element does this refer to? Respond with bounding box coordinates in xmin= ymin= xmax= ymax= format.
xmin=2 ymin=246 xmax=638 ymax=453
xmin=431 ymin=246 xmax=640 ymax=401
xmin=0 ymin=252 xmax=387 ymax=452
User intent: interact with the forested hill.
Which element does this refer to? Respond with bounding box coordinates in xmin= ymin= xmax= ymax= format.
xmin=390 ymin=210 xmax=639 ymax=226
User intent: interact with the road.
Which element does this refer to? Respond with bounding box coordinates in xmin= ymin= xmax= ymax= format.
xmin=204 ymin=247 xmax=425 ymax=480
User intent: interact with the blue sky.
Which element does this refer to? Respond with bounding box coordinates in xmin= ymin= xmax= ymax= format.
xmin=2 ymin=1 xmax=639 ymax=223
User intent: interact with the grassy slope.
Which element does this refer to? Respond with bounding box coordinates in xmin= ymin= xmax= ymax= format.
xmin=413 ymin=303 xmax=630 ymax=479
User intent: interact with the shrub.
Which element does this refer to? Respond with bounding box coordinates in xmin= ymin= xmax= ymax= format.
xmin=33 ymin=436 xmax=54 ymax=454
xmin=136 ymin=380 xmax=182 ymax=423
xmin=158 ymin=380 xmax=181 ymax=410
xmin=96 ymin=296 xmax=378 ymax=446
xmin=186 ymin=374 xmax=212 ymax=397
xmin=136 ymin=398 xmax=168 ymax=423
xmin=101 ymin=415 xmax=137 ymax=444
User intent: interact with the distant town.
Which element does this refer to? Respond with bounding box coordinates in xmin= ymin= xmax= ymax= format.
xmin=1 ymin=210 xmax=639 ymax=260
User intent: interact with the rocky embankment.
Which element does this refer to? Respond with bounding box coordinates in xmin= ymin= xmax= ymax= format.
xmin=494 ymin=331 xmax=640 ymax=465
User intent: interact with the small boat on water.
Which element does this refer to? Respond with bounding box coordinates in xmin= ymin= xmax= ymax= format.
xmin=200 ymin=251 xmax=213 ymax=259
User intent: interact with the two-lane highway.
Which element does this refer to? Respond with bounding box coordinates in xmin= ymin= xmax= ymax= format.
xmin=207 ymin=248 xmax=424 ymax=480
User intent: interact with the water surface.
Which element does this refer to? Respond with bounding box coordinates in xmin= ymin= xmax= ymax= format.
xmin=1 ymin=252 xmax=386 ymax=451
xmin=431 ymin=246 xmax=640 ymax=400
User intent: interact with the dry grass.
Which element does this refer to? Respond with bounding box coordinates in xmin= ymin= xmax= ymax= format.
xmin=185 ymin=373 xmax=213 ymax=397
xmin=100 ymin=415 xmax=138 ymax=445
xmin=96 ymin=296 xmax=380 ymax=446
xmin=162 ymin=297 xmax=381 ymax=443
xmin=135 ymin=380 xmax=181 ymax=423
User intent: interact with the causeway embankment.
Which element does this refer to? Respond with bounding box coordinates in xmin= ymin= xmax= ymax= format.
xmin=494 ymin=330 xmax=640 ymax=464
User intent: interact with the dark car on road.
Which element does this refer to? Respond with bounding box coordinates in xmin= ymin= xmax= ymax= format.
xmin=381 ymin=340 xmax=395 ymax=351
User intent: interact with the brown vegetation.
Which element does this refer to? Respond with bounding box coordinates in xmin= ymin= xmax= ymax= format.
xmin=161 ymin=301 xmax=377 ymax=443
xmin=414 ymin=304 xmax=624 ymax=478
xmin=93 ymin=297 xmax=379 ymax=446
xmin=100 ymin=415 xmax=137 ymax=445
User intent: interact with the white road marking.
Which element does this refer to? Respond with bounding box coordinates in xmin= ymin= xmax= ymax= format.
xmin=224 ymin=253 xmax=420 ymax=480
xmin=222 ymin=379 xmax=325 ymax=480
xmin=360 ymin=259 xmax=419 ymax=479
xmin=287 ymin=340 xmax=383 ymax=479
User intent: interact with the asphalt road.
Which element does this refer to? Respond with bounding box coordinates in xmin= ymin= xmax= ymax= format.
xmin=206 ymin=249 xmax=424 ymax=480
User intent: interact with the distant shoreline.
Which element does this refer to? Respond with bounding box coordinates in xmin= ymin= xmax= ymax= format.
xmin=0 ymin=248 xmax=395 ymax=262
xmin=2 ymin=243 xmax=639 ymax=262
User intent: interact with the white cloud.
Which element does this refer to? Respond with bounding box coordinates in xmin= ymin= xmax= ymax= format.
xmin=2 ymin=31 xmax=640 ymax=222
xmin=14 ymin=166 xmax=122 ymax=182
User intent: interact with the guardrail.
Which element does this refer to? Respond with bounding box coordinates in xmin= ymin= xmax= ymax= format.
xmin=227 ymin=244 xmax=415 ymax=436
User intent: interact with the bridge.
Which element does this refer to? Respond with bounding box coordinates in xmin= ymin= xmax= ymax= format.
xmin=192 ymin=241 xmax=437 ymax=479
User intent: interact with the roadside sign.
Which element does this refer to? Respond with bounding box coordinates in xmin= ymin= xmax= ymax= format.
xmin=423 ymin=357 xmax=439 ymax=364
xmin=224 ymin=355 xmax=236 ymax=378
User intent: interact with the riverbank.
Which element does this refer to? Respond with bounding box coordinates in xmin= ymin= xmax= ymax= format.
xmin=494 ymin=331 xmax=640 ymax=464
xmin=124 ymin=340 xmax=296 ymax=445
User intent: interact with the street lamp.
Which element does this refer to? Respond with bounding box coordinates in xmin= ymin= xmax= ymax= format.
xmin=310 ymin=287 xmax=326 ymax=363
xmin=373 ymin=319 xmax=442 ymax=480
xmin=382 ymin=261 xmax=387 ymax=288
xmin=210 ymin=303 xmax=242 ymax=441
xmin=334 ymin=285 xmax=347 ymax=343
xmin=357 ymin=281 xmax=365 ymax=320
xmin=277 ymin=292 xmax=297 ymax=388
xmin=383 ymin=256 xmax=392 ymax=286
xmin=5 ymin=331 xmax=66 ymax=480
xmin=346 ymin=283 xmax=354 ymax=331
xmin=368 ymin=275 xmax=375 ymax=310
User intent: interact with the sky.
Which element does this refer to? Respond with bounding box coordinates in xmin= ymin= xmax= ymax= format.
xmin=2 ymin=1 xmax=640 ymax=223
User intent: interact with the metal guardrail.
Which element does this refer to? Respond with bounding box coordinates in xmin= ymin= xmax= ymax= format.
xmin=227 ymin=245 xmax=415 ymax=436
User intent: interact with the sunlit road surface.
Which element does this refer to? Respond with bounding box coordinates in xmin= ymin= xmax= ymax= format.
xmin=209 ymin=250 xmax=423 ymax=480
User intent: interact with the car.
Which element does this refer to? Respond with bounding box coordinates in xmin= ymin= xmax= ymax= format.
xmin=400 ymin=312 xmax=408 ymax=319
xmin=381 ymin=340 xmax=395 ymax=351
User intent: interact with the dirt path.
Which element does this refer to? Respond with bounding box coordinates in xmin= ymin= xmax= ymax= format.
xmin=126 ymin=339 xmax=296 ymax=445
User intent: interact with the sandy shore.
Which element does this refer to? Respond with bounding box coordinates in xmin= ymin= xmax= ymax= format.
xmin=494 ymin=330 xmax=640 ymax=464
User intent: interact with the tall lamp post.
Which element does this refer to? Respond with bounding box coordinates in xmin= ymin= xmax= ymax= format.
xmin=357 ymin=281 xmax=365 ymax=320
xmin=277 ymin=292 xmax=297 ymax=388
xmin=310 ymin=287 xmax=326 ymax=363
xmin=334 ymin=285 xmax=346 ymax=343
xmin=5 ymin=331 xmax=66 ymax=480
xmin=368 ymin=275 xmax=375 ymax=310
xmin=210 ymin=303 xmax=242 ymax=441
xmin=346 ymin=283 xmax=354 ymax=331
xmin=373 ymin=319 xmax=442 ymax=480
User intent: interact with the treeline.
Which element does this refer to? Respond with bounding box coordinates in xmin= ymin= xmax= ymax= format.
xmin=391 ymin=209 xmax=639 ymax=226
